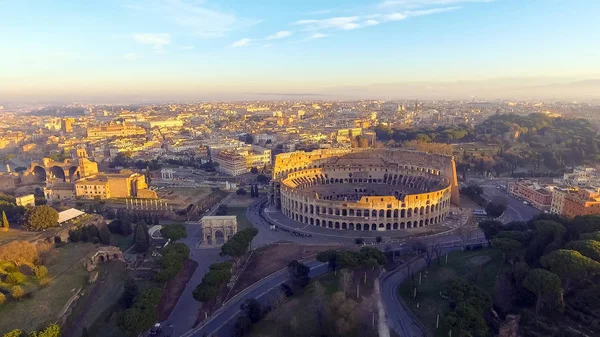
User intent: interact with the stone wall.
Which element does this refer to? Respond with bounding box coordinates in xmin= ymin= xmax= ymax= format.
xmin=270 ymin=148 xmax=459 ymax=232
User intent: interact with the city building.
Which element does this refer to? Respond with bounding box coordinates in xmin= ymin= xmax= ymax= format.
xmin=508 ymin=181 xmax=553 ymax=211
xmin=562 ymin=166 xmax=600 ymax=187
xmin=213 ymin=150 xmax=248 ymax=176
xmin=562 ymin=188 xmax=600 ymax=218
xmin=75 ymin=171 xmax=157 ymax=199
xmin=213 ymin=145 xmax=272 ymax=176
xmin=86 ymin=123 xmax=146 ymax=139
xmin=15 ymin=194 xmax=35 ymax=207
xmin=61 ymin=118 xmax=74 ymax=133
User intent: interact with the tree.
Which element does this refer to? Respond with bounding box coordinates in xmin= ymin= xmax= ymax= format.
xmin=256 ymin=174 xmax=269 ymax=184
xmin=3 ymin=330 xmax=22 ymax=337
xmin=522 ymin=268 xmax=563 ymax=315
xmin=134 ymin=222 xmax=150 ymax=253
xmin=492 ymin=238 xmax=523 ymax=264
xmin=1 ymin=211 xmax=8 ymax=230
xmin=121 ymin=278 xmax=138 ymax=308
xmin=98 ymin=225 xmax=112 ymax=245
xmin=580 ymin=231 xmax=600 ymax=241
xmin=0 ymin=293 xmax=5 ymax=305
xmin=11 ymin=285 xmax=24 ymax=299
xmin=565 ymin=240 xmax=600 ymax=262
xmin=30 ymin=324 xmax=60 ymax=337
xmin=287 ymin=260 xmax=310 ymax=287
xmin=375 ymin=236 xmax=382 ymax=243
xmin=22 ymin=205 xmax=59 ymax=231
xmin=479 ymin=220 xmax=502 ymax=245
xmin=485 ymin=201 xmax=507 ymax=218
xmin=540 ymin=249 xmax=600 ymax=290
xmin=220 ymin=228 xmax=258 ymax=258
xmin=0 ymin=240 xmax=39 ymax=265
xmin=421 ymin=241 xmax=441 ymax=267
xmin=250 ymin=167 xmax=259 ymax=174
xmin=34 ymin=266 xmax=48 ymax=279
xmin=240 ymin=298 xmax=263 ymax=323
xmin=231 ymin=316 xmax=252 ymax=337
xmin=160 ymin=224 xmax=188 ymax=241
xmin=236 ymin=188 xmax=247 ymax=196
xmin=339 ymin=269 xmax=353 ymax=298
xmin=456 ymin=225 xmax=476 ymax=249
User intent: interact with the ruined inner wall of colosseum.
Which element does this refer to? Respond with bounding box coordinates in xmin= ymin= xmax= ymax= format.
xmin=268 ymin=148 xmax=459 ymax=232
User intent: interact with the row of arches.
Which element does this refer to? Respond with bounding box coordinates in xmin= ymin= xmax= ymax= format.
xmin=276 ymin=160 xmax=443 ymax=180
xmin=282 ymin=198 xmax=450 ymax=220
xmin=31 ymin=165 xmax=80 ymax=183
xmin=284 ymin=210 xmax=446 ymax=231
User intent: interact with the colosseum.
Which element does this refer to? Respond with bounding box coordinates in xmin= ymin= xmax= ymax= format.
xmin=268 ymin=148 xmax=460 ymax=232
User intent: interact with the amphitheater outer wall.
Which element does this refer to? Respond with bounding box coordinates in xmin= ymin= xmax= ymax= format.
xmin=268 ymin=148 xmax=459 ymax=232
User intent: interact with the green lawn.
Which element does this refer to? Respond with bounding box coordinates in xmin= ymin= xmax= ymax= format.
xmin=0 ymin=243 xmax=96 ymax=333
xmin=111 ymin=234 xmax=134 ymax=251
xmin=228 ymin=207 xmax=253 ymax=230
xmin=398 ymin=248 xmax=507 ymax=337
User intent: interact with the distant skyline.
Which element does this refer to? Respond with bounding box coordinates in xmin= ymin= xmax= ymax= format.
xmin=1 ymin=0 xmax=599 ymax=102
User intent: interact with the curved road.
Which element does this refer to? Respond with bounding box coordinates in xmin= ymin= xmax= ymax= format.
xmin=182 ymin=261 xmax=328 ymax=337
xmin=171 ymin=186 xmax=537 ymax=337
xmin=380 ymin=236 xmax=488 ymax=337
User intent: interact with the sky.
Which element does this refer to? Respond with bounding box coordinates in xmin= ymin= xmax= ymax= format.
xmin=1 ymin=0 xmax=599 ymax=102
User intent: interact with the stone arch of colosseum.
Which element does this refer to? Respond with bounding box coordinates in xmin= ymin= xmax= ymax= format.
xmin=268 ymin=148 xmax=459 ymax=232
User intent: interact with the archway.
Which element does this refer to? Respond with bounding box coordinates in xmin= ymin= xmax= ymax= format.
xmin=215 ymin=230 xmax=225 ymax=245
xmin=49 ymin=166 xmax=66 ymax=182
xmin=32 ymin=166 xmax=47 ymax=182
xmin=68 ymin=166 xmax=80 ymax=181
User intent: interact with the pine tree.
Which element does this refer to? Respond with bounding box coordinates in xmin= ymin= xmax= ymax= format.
xmin=1 ymin=211 xmax=9 ymax=230
xmin=134 ymin=222 xmax=150 ymax=253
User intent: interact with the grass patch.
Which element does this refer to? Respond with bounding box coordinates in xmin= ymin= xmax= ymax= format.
xmin=111 ymin=234 xmax=134 ymax=251
xmin=0 ymin=243 xmax=96 ymax=333
xmin=398 ymin=248 xmax=507 ymax=337
xmin=228 ymin=207 xmax=253 ymax=230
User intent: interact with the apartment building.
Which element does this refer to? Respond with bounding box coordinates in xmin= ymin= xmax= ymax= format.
xmin=87 ymin=123 xmax=146 ymax=139
xmin=562 ymin=188 xmax=600 ymax=218
xmin=508 ymin=180 xmax=553 ymax=211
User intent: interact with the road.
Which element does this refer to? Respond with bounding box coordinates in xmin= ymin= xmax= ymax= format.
xmin=168 ymin=185 xmax=538 ymax=337
xmin=164 ymin=224 xmax=228 ymax=337
xmin=480 ymin=184 xmax=540 ymax=223
xmin=380 ymin=236 xmax=488 ymax=337
xmin=182 ymin=261 xmax=328 ymax=337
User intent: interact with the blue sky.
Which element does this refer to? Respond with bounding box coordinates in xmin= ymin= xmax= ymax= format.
xmin=1 ymin=0 xmax=599 ymax=101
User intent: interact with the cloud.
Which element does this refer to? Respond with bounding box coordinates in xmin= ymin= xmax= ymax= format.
xmin=132 ymin=33 xmax=171 ymax=51
xmin=181 ymin=45 xmax=194 ymax=50
xmin=294 ymin=16 xmax=362 ymax=30
xmin=231 ymin=38 xmax=251 ymax=47
xmin=295 ymin=5 xmax=459 ymax=33
xmin=378 ymin=0 xmax=492 ymax=9
xmin=265 ymin=31 xmax=292 ymax=40
xmin=124 ymin=53 xmax=139 ymax=60
xmin=309 ymin=33 xmax=329 ymax=39
xmin=125 ymin=0 xmax=260 ymax=38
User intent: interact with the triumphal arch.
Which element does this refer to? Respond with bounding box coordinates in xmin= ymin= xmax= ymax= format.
xmin=268 ymin=148 xmax=460 ymax=232
xmin=201 ymin=215 xmax=238 ymax=245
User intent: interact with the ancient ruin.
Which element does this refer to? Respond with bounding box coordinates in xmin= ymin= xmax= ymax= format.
xmin=268 ymin=148 xmax=460 ymax=232
xmin=201 ymin=215 xmax=237 ymax=245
